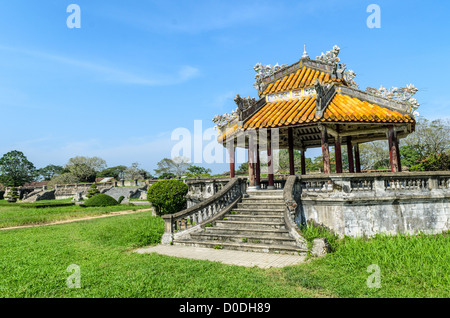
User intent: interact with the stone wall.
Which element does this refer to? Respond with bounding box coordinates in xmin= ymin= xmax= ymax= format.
xmin=294 ymin=172 xmax=450 ymax=237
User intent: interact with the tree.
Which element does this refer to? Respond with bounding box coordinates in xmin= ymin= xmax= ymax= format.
xmin=97 ymin=165 xmax=127 ymax=179
xmin=65 ymin=156 xmax=106 ymax=182
xmin=186 ymin=165 xmax=212 ymax=178
xmin=38 ymin=165 xmax=64 ymax=181
xmin=400 ymin=118 xmax=450 ymax=170
xmin=0 ymin=150 xmax=37 ymax=187
xmin=359 ymin=141 xmax=390 ymax=170
xmin=48 ymin=173 xmax=79 ymax=186
xmin=154 ymin=156 xmax=191 ymax=177
xmin=402 ymin=118 xmax=450 ymax=160
xmin=124 ymin=162 xmax=148 ymax=180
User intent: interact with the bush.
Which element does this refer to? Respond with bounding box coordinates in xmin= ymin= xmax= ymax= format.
xmin=117 ymin=195 xmax=125 ymax=204
xmin=147 ymin=180 xmax=188 ymax=215
xmin=83 ymin=194 xmax=119 ymax=207
xmin=86 ymin=184 xmax=100 ymax=199
xmin=6 ymin=187 xmax=19 ymax=203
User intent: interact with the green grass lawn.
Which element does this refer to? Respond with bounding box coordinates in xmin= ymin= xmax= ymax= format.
xmin=0 ymin=199 xmax=151 ymax=229
xmin=0 ymin=209 xmax=448 ymax=298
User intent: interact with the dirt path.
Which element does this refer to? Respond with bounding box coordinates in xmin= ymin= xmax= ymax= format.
xmin=0 ymin=208 xmax=153 ymax=232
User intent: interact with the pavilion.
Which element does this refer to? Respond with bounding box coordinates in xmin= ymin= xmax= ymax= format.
xmin=213 ymin=45 xmax=419 ymax=189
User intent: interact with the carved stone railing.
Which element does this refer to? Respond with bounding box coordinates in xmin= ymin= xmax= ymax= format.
xmin=297 ymin=171 xmax=450 ymax=198
xmin=282 ymin=176 xmax=308 ymax=250
xmin=184 ymin=178 xmax=231 ymax=208
xmin=295 ymin=171 xmax=450 ymax=237
xmin=161 ymin=178 xmax=245 ymax=244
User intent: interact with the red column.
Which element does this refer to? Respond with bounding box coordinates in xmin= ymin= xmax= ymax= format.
xmin=267 ymin=130 xmax=275 ymax=189
xmin=255 ymin=143 xmax=261 ymax=188
xmin=354 ymin=143 xmax=361 ymax=173
xmin=388 ymin=126 xmax=400 ymax=172
xmin=321 ymin=126 xmax=331 ymax=174
xmin=248 ymin=131 xmax=256 ymax=188
xmin=335 ymin=136 xmax=343 ymax=173
xmin=288 ymin=127 xmax=295 ymax=175
xmin=301 ymin=148 xmax=306 ymax=175
xmin=228 ymin=138 xmax=235 ymax=178
xmin=347 ymin=137 xmax=355 ymax=173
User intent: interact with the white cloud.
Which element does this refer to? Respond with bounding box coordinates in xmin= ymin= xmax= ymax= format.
xmin=0 ymin=45 xmax=199 ymax=87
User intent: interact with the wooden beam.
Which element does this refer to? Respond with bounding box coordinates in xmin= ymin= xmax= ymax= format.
xmin=248 ymin=132 xmax=256 ymax=188
xmin=255 ymin=143 xmax=261 ymax=187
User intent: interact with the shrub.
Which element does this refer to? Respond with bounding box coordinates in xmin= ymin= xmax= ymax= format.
xmin=117 ymin=195 xmax=125 ymax=204
xmin=83 ymin=194 xmax=119 ymax=207
xmin=86 ymin=184 xmax=100 ymax=199
xmin=6 ymin=187 xmax=19 ymax=203
xmin=147 ymin=180 xmax=188 ymax=215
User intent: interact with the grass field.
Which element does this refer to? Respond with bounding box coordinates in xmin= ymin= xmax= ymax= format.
xmin=0 ymin=199 xmax=151 ymax=229
xmin=0 ymin=209 xmax=448 ymax=298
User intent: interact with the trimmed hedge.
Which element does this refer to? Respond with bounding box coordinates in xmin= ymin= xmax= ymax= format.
xmin=147 ymin=180 xmax=188 ymax=215
xmin=83 ymin=194 xmax=119 ymax=207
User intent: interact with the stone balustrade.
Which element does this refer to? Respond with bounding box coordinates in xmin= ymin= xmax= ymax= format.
xmin=293 ymin=171 xmax=450 ymax=237
xmin=161 ymin=178 xmax=246 ymax=244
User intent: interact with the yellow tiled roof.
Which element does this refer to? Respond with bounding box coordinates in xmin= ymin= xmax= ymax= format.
xmin=243 ymin=93 xmax=414 ymax=129
xmin=262 ymin=66 xmax=341 ymax=96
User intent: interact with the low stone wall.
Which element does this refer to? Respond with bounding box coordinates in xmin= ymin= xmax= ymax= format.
xmin=295 ymin=172 xmax=450 ymax=237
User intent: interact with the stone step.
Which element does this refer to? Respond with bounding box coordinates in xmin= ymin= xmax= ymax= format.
xmin=246 ymin=190 xmax=284 ymax=197
xmin=215 ymin=220 xmax=285 ymax=230
xmin=231 ymin=208 xmax=283 ymax=216
xmin=223 ymin=214 xmax=284 ymax=223
xmin=203 ymin=226 xmax=292 ymax=238
xmin=174 ymin=239 xmax=306 ymax=255
xmin=237 ymin=202 xmax=285 ymax=210
xmin=190 ymin=232 xmax=298 ymax=246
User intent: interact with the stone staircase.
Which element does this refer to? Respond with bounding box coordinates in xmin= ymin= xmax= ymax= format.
xmin=174 ymin=189 xmax=307 ymax=255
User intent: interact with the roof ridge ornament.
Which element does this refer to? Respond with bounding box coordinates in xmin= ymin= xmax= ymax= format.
xmin=366 ymin=84 xmax=420 ymax=111
xmin=316 ymin=45 xmax=341 ymax=66
xmin=302 ymin=44 xmax=309 ymax=59
xmin=253 ymin=62 xmax=288 ymax=93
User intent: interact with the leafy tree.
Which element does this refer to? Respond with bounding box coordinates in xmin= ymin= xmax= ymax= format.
xmin=38 ymin=165 xmax=64 ymax=181
xmin=154 ymin=157 xmax=191 ymax=177
xmin=158 ymin=172 xmax=176 ymax=179
xmin=67 ymin=163 xmax=96 ymax=183
xmin=0 ymin=150 xmax=37 ymax=187
xmin=65 ymin=156 xmax=107 ymax=182
xmin=124 ymin=162 xmax=152 ymax=180
xmin=236 ymin=162 xmax=248 ymax=174
xmin=410 ymin=153 xmax=450 ymax=171
xmin=97 ymin=165 xmax=127 ymax=179
xmin=48 ymin=173 xmax=79 ymax=186
xmin=186 ymin=165 xmax=212 ymax=178
xmin=359 ymin=140 xmax=390 ymax=171
xmin=402 ymin=118 xmax=450 ymax=159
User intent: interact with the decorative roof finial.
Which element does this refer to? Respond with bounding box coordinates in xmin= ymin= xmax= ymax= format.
xmin=302 ymin=44 xmax=309 ymax=59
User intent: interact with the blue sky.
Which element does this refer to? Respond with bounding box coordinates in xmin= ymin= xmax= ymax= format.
xmin=0 ymin=0 xmax=449 ymax=175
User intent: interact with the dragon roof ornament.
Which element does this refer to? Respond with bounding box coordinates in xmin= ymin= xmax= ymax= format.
xmin=253 ymin=62 xmax=288 ymax=92
xmin=316 ymin=45 xmax=341 ymax=65
xmin=212 ymin=109 xmax=238 ymax=130
xmin=366 ymin=84 xmax=420 ymax=111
